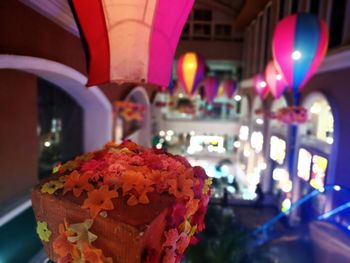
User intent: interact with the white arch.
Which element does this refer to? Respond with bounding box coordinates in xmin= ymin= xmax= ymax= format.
xmin=124 ymin=86 xmax=151 ymax=147
xmin=0 ymin=55 xmax=112 ymax=152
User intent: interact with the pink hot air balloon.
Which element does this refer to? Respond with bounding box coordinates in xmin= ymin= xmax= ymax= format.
xmin=220 ymin=80 xmax=237 ymax=99
xmin=272 ymin=13 xmax=328 ymax=93
xmin=253 ymin=73 xmax=269 ymax=99
xmin=265 ymin=61 xmax=287 ymax=99
xmin=204 ymin=77 xmax=219 ymax=104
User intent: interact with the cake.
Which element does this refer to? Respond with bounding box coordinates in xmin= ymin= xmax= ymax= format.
xmin=32 ymin=140 xmax=211 ymax=263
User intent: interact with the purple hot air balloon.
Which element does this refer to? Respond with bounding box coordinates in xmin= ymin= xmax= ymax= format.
xmin=221 ymin=79 xmax=237 ymax=99
xmin=204 ymin=77 xmax=219 ymax=104
xmin=272 ymin=13 xmax=328 ymax=93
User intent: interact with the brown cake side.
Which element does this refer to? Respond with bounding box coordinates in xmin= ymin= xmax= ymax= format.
xmin=32 ymin=180 xmax=175 ymax=262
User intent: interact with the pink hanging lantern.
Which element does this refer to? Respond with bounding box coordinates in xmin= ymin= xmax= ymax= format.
xmin=265 ymin=61 xmax=287 ymax=99
xmin=253 ymin=73 xmax=269 ymax=99
xmin=204 ymin=77 xmax=219 ymax=104
xmin=69 ymin=0 xmax=194 ymax=87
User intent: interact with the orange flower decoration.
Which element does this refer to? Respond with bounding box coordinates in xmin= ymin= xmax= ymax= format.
xmin=53 ymin=224 xmax=79 ymax=258
xmin=82 ymin=185 xmax=118 ymax=218
xmin=82 ymin=243 xmax=112 ymax=263
xmin=121 ymin=170 xmax=154 ymax=206
xmin=64 ymin=171 xmax=94 ymax=197
xmin=168 ymin=170 xmax=194 ymax=200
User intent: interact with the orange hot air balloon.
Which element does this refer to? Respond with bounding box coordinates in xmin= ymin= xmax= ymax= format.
xmin=176 ymin=52 xmax=205 ymax=95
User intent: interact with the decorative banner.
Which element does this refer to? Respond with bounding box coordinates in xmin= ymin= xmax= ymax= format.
xmin=176 ymin=52 xmax=206 ymax=95
xmin=204 ymin=77 xmax=219 ymax=104
xmin=253 ymin=73 xmax=269 ymax=99
xmin=276 ymin=106 xmax=308 ymax=124
xmin=69 ymin=0 xmax=194 ymax=87
xmin=219 ymin=80 xmax=237 ymax=99
xmin=255 ymin=107 xmax=308 ymax=124
xmin=114 ymin=101 xmax=145 ymax=122
xmin=265 ymin=61 xmax=287 ymax=99
xmin=272 ymin=13 xmax=328 ymax=93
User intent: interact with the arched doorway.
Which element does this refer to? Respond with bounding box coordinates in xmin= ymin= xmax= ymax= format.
xmin=123 ymin=86 xmax=151 ymax=147
xmin=0 ymin=55 xmax=112 ymax=152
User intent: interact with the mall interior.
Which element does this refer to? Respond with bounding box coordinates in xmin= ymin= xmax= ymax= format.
xmin=1 ymin=0 xmax=350 ymax=262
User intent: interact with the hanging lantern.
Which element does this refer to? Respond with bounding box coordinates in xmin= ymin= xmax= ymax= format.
xmin=69 ymin=0 xmax=194 ymax=87
xmin=253 ymin=73 xmax=269 ymax=99
xmin=204 ymin=77 xmax=219 ymax=104
xmin=272 ymin=13 xmax=328 ymax=93
xmin=265 ymin=61 xmax=287 ymax=99
xmin=176 ymin=52 xmax=206 ymax=95
xmin=221 ymin=79 xmax=237 ymax=99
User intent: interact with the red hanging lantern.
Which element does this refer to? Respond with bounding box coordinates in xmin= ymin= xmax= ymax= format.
xmin=69 ymin=0 xmax=194 ymax=87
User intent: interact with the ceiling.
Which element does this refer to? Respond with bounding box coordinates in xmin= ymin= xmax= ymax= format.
xmin=20 ymin=0 xmax=265 ymax=35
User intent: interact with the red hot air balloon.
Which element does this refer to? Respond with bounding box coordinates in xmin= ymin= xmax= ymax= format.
xmin=176 ymin=52 xmax=206 ymax=95
xmin=69 ymin=0 xmax=194 ymax=87
xmin=253 ymin=73 xmax=269 ymax=99
xmin=265 ymin=61 xmax=287 ymax=99
xmin=272 ymin=13 xmax=328 ymax=93
xmin=204 ymin=77 xmax=219 ymax=104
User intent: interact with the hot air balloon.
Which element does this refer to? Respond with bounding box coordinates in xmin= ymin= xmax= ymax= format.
xmin=176 ymin=52 xmax=206 ymax=95
xmin=219 ymin=80 xmax=237 ymax=99
xmin=69 ymin=0 xmax=194 ymax=87
xmin=265 ymin=61 xmax=287 ymax=99
xmin=272 ymin=13 xmax=328 ymax=94
xmin=204 ymin=77 xmax=219 ymax=104
xmin=253 ymin=73 xmax=269 ymax=99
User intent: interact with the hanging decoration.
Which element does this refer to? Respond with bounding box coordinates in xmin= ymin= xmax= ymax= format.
xmin=204 ymin=77 xmax=219 ymax=104
xmin=255 ymin=107 xmax=308 ymax=124
xmin=176 ymin=52 xmax=206 ymax=95
xmin=114 ymin=101 xmax=145 ymax=122
xmin=219 ymin=80 xmax=237 ymax=99
xmin=272 ymin=13 xmax=328 ymax=94
xmin=253 ymin=73 xmax=269 ymax=99
xmin=69 ymin=0 xmax=194 ymax=87
xmin=265 ymin=61 xmax=287 ymax=99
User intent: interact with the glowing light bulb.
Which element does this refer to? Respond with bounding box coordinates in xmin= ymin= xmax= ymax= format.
xmin=333 ymin=185 xmax=341 ymax=191
xmin=276 ymin=74 xmax=282 ymax=81
xmin=291 ymin=50 xmax=302 ymax=60
xmin=234 ymin=95 xmax=242 ymax=101
xmin=259 ymin=81 xmax=267 ymax=88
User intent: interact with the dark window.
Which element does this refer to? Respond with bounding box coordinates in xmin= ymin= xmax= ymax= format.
xmin=291 ymin=0 xmax=299 ymax=13
xmin=193 ymin=9 xmax=212 ymax=21
xmin=193 ymin=23 xmax=211 ymax=40
xmin=214 ymin=24 xmax=232 ymax=39
xmin=279 ymin=0 xmax=285 ymax=19
xmin=38 ymin=78 xmax=83 ymax=179
xmin=309 ymin=0 xmax=320 ymax=15
xmin=329 ymin=0 xmax=346 ymax=48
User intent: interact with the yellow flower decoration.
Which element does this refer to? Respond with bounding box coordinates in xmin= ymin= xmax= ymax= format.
xmin=67 ymin=219 xmax=97 ymax=245
xmin=52 ymin=163 xmax=62 ymax=174
xmin=37 ymin=221 xmax=52 ymax=242
xmin=203 ymin=178 xmax=212 ymax=195
xmin=41 ymin=180 xmax=64 ymax=194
